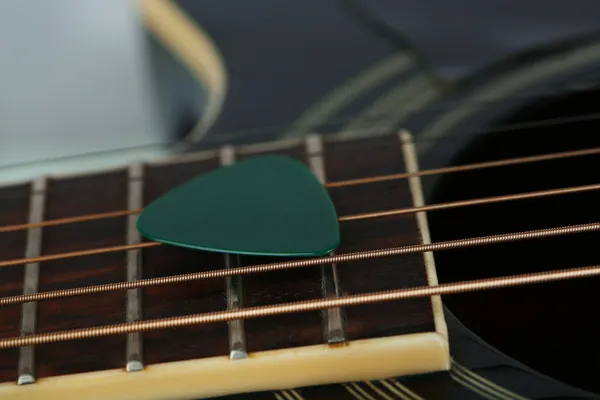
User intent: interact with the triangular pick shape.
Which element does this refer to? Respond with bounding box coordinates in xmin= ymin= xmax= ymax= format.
xmin=137 ymin=155 xmax=340 ymax=257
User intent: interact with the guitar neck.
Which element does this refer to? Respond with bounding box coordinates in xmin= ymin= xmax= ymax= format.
xmin=0 ymin=130 xmax=449 ymax=399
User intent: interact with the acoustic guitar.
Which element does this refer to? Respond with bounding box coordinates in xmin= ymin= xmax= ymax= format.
xmin=0 ymin=118 xmax=599 ymax=400
xmin=1 ymin=2 xmax=600 ymax=400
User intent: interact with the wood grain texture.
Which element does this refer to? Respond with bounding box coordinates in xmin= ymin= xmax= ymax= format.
xmin=324 ymin=135 xmax=435 ymax=341
xmin=0 ymin=133 xmax=438 ymax=388
xmin=237 ymin=146 xmax=324 ymax=352
xmin=0 ymin=184 xmax=29 ymax=383
xmin=37 ymin=171 xmax=128 ymax=379
xmin=142 ymin=157 xmax=230 ymax=365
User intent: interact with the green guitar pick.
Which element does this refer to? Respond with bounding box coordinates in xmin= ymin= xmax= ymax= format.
xmin=137 ymin=155 xmax=340 ymax=257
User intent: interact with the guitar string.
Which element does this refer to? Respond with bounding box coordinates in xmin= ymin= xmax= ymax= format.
xmin=337 ymin=183 xmax=600 ymax=222
xmin=0 ymin=182 xmax=599 ymax=269
xmin=2 ymin=144 xmax=600 ymax=234
xmin=327 ymin=145 xmax=600 ymax=188
xmin=0 ymin=124 xmax=597 ymax=347
xmin=1 ymin=261 xmax=599 ymax=349
xmin=0 ymin=109 xmax=598 ymax=202
xmin=0 ymin=94 xmax=595 ymax=169
xmin=0 ymin=39 xmax=596 ymax=382
xmin=185 ymin=109 xmax=600 ymax=144
xmin=0 ymin=220 xmax=598 ymax=306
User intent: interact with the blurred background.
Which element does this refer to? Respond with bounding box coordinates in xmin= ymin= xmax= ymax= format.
xmin=2 ymin=0 xmax=600 ymax=393
xmin=1 ymin=0 xmax=599 ymax=183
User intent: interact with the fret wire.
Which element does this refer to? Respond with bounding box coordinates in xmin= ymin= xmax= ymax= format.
xmin=125 ymin=164 xmax=144 ymax=372
xmin=17 ymin=178 xmax=46 ymax=385
xmin=1 ymin=181 xmax=599 ymax=269
xmin=3 ymin=143 xmax=600 ymax=234
xmin=2 ymin=262 xmax=600 ymax=349
xmin=225 ymin=254 xmax=246 ymax=359
xmin=220 ymin=145 xmax=247 ymax=360
xmin=0 ymin=221 xmax=598 ymax=307
xmin=306 ymin=133 xmax=346 ymax=344
xmin=400 ymin=130 xmax=448 ymax=340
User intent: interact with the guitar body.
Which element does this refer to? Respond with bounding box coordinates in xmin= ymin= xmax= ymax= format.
xmin=1 ymin=1 xmax=600 ymax=399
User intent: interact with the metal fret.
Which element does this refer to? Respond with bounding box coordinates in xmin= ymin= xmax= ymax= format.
xmin=399 ymin=130 xmax=449 ymax=340
xmin=305 ymin=134 xmax=346 ymax=344
xmin=220 ymin=146 xmax=247 ymax=360
xmin=126 ymin=164 xmax=144 ymax=372
xmin=17 ymin=178 xmax=46 ymax=385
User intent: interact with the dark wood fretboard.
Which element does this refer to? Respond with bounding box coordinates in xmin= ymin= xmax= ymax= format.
xmin=0 ymin=131 xmax=447 ymax=399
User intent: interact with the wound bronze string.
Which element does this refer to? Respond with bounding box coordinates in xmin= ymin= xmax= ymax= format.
xmin=0 ymin=135 xmax=598 ymax=349
xmin=1 ymin=262 xmax=599 ymax=349
xmin=0 ymin=221 xmax=598 ymax=307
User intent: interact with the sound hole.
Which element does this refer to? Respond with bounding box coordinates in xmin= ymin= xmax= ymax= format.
xmin=428 ymin=87 xmax=600 ymax=393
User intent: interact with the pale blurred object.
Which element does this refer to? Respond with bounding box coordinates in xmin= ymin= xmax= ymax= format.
xmin=0 ymin=0 xmax=211 ymax=184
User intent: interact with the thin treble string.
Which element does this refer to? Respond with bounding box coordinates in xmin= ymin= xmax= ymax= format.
xmin=0 ymin=209 xmax=140 ymax=234
xmin=0 ymin=221 xmax=598 ymax=307
xmin=2 ymin=145 xmax=600 ymax=234
xmin=0 ymin=91 xmax=593 ymax=172
xmin=1 ymin=110 xmax=600 ymax=201
xmin=2 ymin=261 xmax=600 ymax=349
xmin=327 ymin=145 xmax=600 ymax=188
xmin=199 ymin=105 xmax=600 ymax=144
xmin=338 ymin=183 xmax=600 ymax=222
xmin=0 ymin=183 xmax=599 ymax=268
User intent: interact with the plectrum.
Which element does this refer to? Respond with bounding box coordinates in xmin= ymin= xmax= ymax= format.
xmin=136 ymin=155 xmax=340 ymax=257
